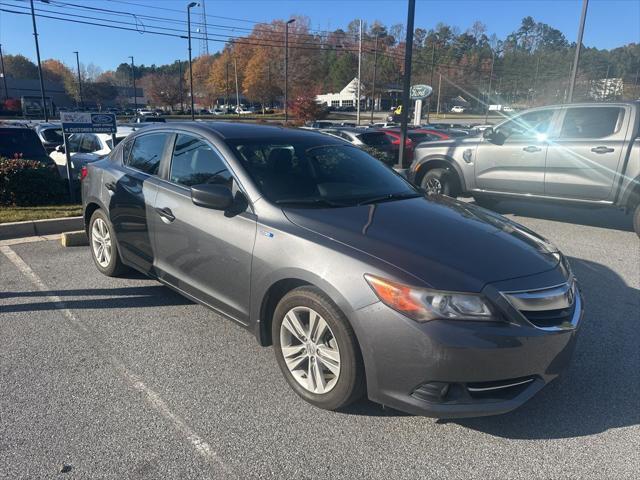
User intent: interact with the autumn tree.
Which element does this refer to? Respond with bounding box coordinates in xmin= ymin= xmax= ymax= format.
xmin=243 ymin=48 xmax=281 ymax=111
xmin=140 ymin=72 xmax=182 ymax=109
xmin=42 ymin=59 xmax=78 ymax=101
xmin=186 ymin=54 xmax=219 ymax=107
xmin=3 ymin=54 xmax=38 ymax=79
xmin=209 ymin=49 xmax=235 ymax=106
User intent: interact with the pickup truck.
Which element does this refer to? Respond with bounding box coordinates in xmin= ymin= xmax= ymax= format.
xmin=409 ymin=102 xmax=640 ymax=236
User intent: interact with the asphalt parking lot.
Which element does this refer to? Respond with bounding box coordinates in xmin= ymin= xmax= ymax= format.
xmin=1 ymin=200 xmax=639 ymax=479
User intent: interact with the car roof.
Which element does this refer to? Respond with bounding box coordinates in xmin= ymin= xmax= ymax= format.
xmin=131 ymin=121 xmax=349 ymax=144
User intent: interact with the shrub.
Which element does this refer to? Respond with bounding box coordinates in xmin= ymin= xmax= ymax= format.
xmin=289 ymin=94 xmax=327 ymax=124
xmin=0 ymin=157 xmax=67 ymax=206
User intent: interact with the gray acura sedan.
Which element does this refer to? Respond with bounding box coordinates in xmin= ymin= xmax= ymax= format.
xmin=81 ymin=122 xmax=582 ymax=418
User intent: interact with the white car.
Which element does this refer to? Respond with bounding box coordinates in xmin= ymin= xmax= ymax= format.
xmin=50 ymin=127 xmax=135 ymax=178
xmin=450 ymin=106 xmax=466 ymax=113
xmin=502 ymin=106 xmax=515 ymax=112
xmin=235 ymin=106 xmax=255 ymax=115
xmin=137 ymin=109 xmax=154 ymax=116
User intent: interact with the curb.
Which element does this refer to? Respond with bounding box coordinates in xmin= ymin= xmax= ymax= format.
xmin=61 ymin=230 xmax=89 ymax=247
xmin=0 ymin=216 xmax=84 ymax=241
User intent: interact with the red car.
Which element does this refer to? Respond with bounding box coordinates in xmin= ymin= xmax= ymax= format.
xmin=382 ymin=128 xmax=450 ymax=161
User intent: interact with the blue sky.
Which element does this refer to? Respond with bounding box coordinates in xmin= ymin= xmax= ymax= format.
xmin=1 ymin=0 xmax=639 ymax=72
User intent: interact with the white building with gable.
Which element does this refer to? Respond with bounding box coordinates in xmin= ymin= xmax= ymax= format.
xmin=316 ymin=78 xmax=365 ymax=108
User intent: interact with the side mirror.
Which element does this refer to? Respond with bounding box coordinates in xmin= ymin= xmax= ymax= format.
xmin=55 ymin=144 xmax=65 ymax=153
xmin=482 ymin=127 xmax=494 ymax=139
xmin=191 ymin=183 xmax=234 ymax=211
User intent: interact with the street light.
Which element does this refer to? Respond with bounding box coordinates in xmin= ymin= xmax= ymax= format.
xmin=129 ymin=56 xmax=137 ymax=112
xmin=30 ymin=0 xmax=49 ymax=120
xmin=0 ymin=44 xmax=9 ymax=100
xmin=187 ymin=2 xmax=199 ymax=121
xmin=484 ymin=48 xmax=495 ymax=123
xmin=73 ymin=51 xmax=84 ymax=109
xmin=284 ymin=18 xmax=295 ymax=124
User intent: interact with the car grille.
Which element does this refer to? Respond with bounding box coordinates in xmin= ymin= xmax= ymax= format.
xmin=502 ymin=280 xmax=580 ymax=331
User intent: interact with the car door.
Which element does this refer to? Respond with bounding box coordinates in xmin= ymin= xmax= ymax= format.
xmin=544 ymin=105 xmax=628 ymax=200
xmin=51 ymin=133 xmax=82 ymax=167
xmin=107 ymin=132 xmax=171 ymax=273
xmin=73 ymin=134 xmax=104 ymax=169
xmin=151 ymin=132 xmax=257 ymax=324
xmin=474 ymin=108 xmax=558 ymax=194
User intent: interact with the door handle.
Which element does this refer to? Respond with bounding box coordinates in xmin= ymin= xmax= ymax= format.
xmin=155 ymin=207 xmax=175 ymax=223
xmin=591 ymin=146 xmax=614 ymax=154
xmin=105 ymin=181 xmax=116 ymax=192
xmin=523 ymin=146 xmax=542 ymax=153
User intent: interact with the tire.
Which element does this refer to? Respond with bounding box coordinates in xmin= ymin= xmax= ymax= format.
xmin=420 ymin=167 xmax=457 ymax=197
xmin=89 ymin=209 xmax=128 ymax=277
xmin=272 ymin=286 xmax=365 ymax=411
xmin=633 ymin=203 xmax=640 ymax=238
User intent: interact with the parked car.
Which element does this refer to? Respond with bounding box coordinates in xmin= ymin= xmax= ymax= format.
xmin=369 ymin=122 xmax=399 ymax=128
xmin=0 ymin=125 xmax=57 ymax=173
xmin=450 ymin=106 xmax=466 ymax=113
xmin=302 ymin=121 xmax=335 ymax=130
xmin=34 ymin=122 xmax=64 ymax=153
xmin=321 ymin=127 xmax=397 ymax=163
xmin=411 ymin=102 xmax=640 ymax=235
xmin=133 ymin=116 xmax=166 ymax=124
xmin=137 ymin=109 xmax=155 ymax=116
xmin=235 ymin=106 xmax=255 ymax=115
xmin=383 ymin=128 xmax=451 ymax=162
xmin=50 ymin=127 xmax=135 ymax=178
xmin=82 ymin=122 xmax=582 ymax=417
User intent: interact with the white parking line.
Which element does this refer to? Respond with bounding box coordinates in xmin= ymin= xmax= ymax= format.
xmin=0 ymin=245 xmax=237 ymax=478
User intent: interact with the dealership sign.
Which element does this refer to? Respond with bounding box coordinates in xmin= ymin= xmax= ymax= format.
xmin=409 ymin=84 xmax=433 ymax=100
xmin=60 ymin=112 xmax=117 ymax=134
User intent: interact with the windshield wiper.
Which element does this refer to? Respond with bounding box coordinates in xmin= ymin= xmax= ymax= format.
xmin=275 ymin=197 xmax=348 ymax=208
xmin=356 ymin=192 xmax=422 ymax=206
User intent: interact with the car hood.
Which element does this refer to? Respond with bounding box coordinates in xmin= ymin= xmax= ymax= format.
xmin=283 ymin=196 xmax=560 ymax=292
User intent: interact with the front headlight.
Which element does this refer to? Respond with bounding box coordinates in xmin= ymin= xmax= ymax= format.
xmin=364 ymin=274 xmax=494 ymax=322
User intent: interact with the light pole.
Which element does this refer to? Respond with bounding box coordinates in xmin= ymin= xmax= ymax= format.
xmin=30 ymin=0 xmax=49 ymax=120
xmin=568 ymin=0 xmax=589 ymax=103
xmin=0 ymin=44 xmax=8 ymax=100
xmin=484 ymin=48 xmax=495 ymax=123
xmin=370 ymin=34 xmax=379 ymax=124
xmin=129 ymin=56 xmax=137 ymax=112
xmin=397 ymin=0 xmax=416 ymax=170
xmin=187 ymin=2 xmax=198 ymax=121
xmin=178 ymin=60 xmax=184 ymax=113
xmin=284 ymin=18 xmax=295 ymax=124
xmin=73 ymin=51 xmax=84 ymax=109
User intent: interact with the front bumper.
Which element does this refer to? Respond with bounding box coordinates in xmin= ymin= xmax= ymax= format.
xmin=350 ymin=282 xmax=582 ymax=418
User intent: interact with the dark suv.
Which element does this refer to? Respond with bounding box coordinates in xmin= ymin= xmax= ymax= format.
xmin=82 ymin=122 xmax=582 ymax=418
xmin=0 ymin=125 xmax=56 ymax=169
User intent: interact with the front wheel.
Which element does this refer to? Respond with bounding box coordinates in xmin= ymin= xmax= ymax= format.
xmin=420 ymin=168 xmax=457 ymax=197
xmin=272 ymin=286 xmax=365 ymax=411
xmin=633 ymin=203 xmax=640 ymax=238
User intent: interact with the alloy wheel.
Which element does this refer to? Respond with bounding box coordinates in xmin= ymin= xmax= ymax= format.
xmin=91 ymin=218 xmax=112 ymax=268
xmin=425 ymin=177 xmax=443 ymax=195
xmin=279 ymin=306 xmax=341 ymax=394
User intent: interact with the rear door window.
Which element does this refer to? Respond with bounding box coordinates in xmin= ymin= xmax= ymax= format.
xmin=559 ymin=107 xmax=623 ymax=139
xmin=124 ymin=133 xmax=168 ymax=175
xmin=80 ymin=134 xmax=101 ymax=153
xmin=357 ymin=132 xmax=391 ymax=147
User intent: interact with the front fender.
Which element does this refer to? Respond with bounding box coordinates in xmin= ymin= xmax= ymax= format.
xmin=411 ymin=155 xmax=469 ymax=192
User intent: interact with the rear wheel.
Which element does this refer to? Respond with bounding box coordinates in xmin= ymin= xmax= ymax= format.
xmin=420 ymin=167 xmax=457 ymax=197
xmin=633 ymin=203 xmax=640 ymax=238
xmin=89 ymin=209 xmax=128 ymax=277
xmin=272 ymin=286 xmax=365 ymax=411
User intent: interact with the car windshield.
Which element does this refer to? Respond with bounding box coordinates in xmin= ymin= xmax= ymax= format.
xmin=228 ymin=140 xmax=418 ymax=207
xmin=0 ymin=129 xmax=47 ymax=158
xmin=40 ymin=127 xmax=63 ymax=143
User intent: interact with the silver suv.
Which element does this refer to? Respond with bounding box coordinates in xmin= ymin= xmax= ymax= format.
xmin=410 ymin=102 xmax=640 ymax=235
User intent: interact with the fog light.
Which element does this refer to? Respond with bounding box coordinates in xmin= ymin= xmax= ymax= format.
xmin=411 ymin=382 xmax=450 ymax=403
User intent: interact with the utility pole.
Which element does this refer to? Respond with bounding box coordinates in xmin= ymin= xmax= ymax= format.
xmin=436 ymin=73 xmax=442 ymax=116
xmin=0 ymin=44 xmax=8 ymax=100
xmin=370 ymin=34 xmax=379 ymax=124
xmin=602 ymin=64 xmax=610 ymax=101
xmin=532 ymin=54 xmax=540 ymax=103
xmin=225 ymin=61 xmax=230 ymax=108
xmin=30 ymin=0 xmax=48 ymax=120
xmin=187 ymin=2 xmax=198 ymax=120
xmin=284 ymin=18 xmax=296 ymax=123
xmin=356 ymin=18 xmax=362 ymax=125
xmin=426 ymin=40 xmax=436 ymax=123
xmin=129 ymin=56 xmax=137 ymax=112
xmin=568 ymin=0 xmax=589 ymax=103
xmin=178 ymin=60 xmax=184 ymax=112
xmin=233 ymin=54 xmax=240 ymax=114
xmin=73 ymin=51 xmax=84 ymax=109
xmin=397 ymin=0 xmax=416 ymax=170
xmin=484 ymin=49 xmax=495 ymax=123
xmin=199 ymin=0 xmax=209 ymax=56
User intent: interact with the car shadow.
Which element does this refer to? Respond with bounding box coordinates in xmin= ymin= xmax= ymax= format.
xmin=477 ymin=198 xmax=634 ymax=233
xmin=0 ymin=284 xmax=193 ymax=313
xmin=450 ymin=255 xmax=639 ymax=439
